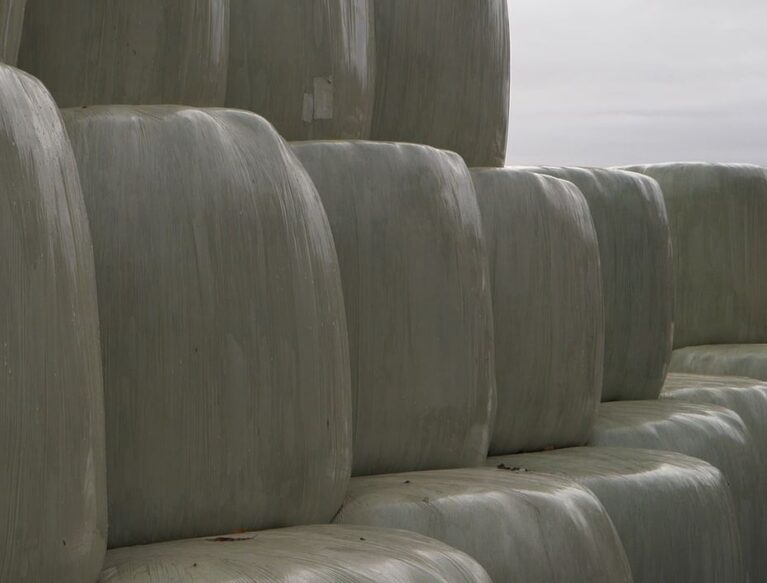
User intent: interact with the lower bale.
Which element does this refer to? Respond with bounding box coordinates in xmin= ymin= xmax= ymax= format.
xmin=671 ymin=344 xmax=767 ymax=382
xmin=489 ymin=447 xmax=745 ymax=583
xmin=98 ymin=525 xmax=492 ymax=583
xmin=591 ymin=400 xmax=764 ymax=581
xmin=334 ymin=467 xmax=632 ymax=582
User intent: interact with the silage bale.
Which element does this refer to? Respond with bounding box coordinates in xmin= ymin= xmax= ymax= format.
xmin=472 ymin=169 xmax=604 ymax=454
xmin=372 ymin=0 xmax=511 ymax=167
xmin=663 ymin=373 xmax=767 ymax=473
xmin=293 ymin=141 xmax=495 ymax=476
xmin=98 ymin=525 xmax=493 ymax=583
xmin=623 ymin=163 xmax=767 ymax=348
xmin=19 ymin=0 xmax=229 ymax=107
xmin=0 ymin=0 xmax=26 ymax=64
xmin=529 ymin=167 xmax=673 ymax=401
xmin=670 ymin=344 xmax=767 ymax=381
xmin=227 ymin=0 xmax=375 ymax=141
xmin=63 ymin=105 xmax=352 ymax=548
xmin=0 ymin=64 xmax=106 ymax=583
xmin=335 ymin=468 xmax=633 ymax=583
xmin=591 ymin=399 xmax=766 ymax=581
xmin=490 ymin=447 xmax=745 ymax=583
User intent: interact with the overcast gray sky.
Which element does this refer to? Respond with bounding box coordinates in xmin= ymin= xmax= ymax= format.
xmin=507 ymin=0 xmax=767 ymax=167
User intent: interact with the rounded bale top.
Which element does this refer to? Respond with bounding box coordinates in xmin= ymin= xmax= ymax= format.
xmin=64 ymin=105 xmax=352 ymax=547
xmin=0 ymin=64 xmax=106 ymax=582
xmin=472 ymin=169 xmax=604 ymax=454
xmin=527 ymin=167 xmax=674 ymax=402
xmin=294 ymin=140 xmax=495 ymax=476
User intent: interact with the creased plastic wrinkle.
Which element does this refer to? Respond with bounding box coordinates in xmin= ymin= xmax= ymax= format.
xmin=592 ymin=399 xmax=765 ymax=580
xmin=19 ymin=0 xmax=229 ymax=107
xmin=471 ymin=169 xmax=604 ymax=454
xmin=335 ymin=467 xmax=633 ymax=583
xmin=97 ymin=525 xmax=492 ymax=583
xmin=664 ymin=373 xmax=767 ymax=455
xmin=621 ymin=163 xmax=767 ymax=348
xmin=0 ymin=64 xmax=107 ymax=582
xmin=524 ymin=167 xmax=674 ymax=401
xmin=227 ymin=0 xmax=375 ymax=141
xmin=662 ymin=373 xmax=767 ymax=580
xmin=371 ymin=0 xmax=510 ymax=167
xmin=62 ymin=105 xmax=353 ymax=549
xmin=671 ymin=344 xmax=767 ymax=382
xmin=0 ymin=0 xmax=26 ymax=64
xmin=490 ymin=447 xmax=745 ymax=583
xmin=293 ymin=141 xmax=495 ymax=477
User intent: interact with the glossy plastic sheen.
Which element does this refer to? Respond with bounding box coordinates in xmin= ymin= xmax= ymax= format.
xmin=623 ymin=163 xmax=767 ymax=347
xmin=490 ymin=447 xmax=745 ymax=583
xmin=528 ymin=167 xmax=673 ymax=401
xmin=671 ymin=344 xmax=767 ymax=382
xmin=471 ymin=169 xmax=603 ymax=453
xmin=591 ymin=400 xmax=765 ymax=581
xmin=663 ymin=373 xmax=767 ymax=469
xmin=227 ymin=0 xmax=374 ymax=141
xmin=335 ymin=468 xmax=632 ymax=582
xmin=0 ymin=0 xmax=25 ymax=64
xmin=19 ymin=0 xmax=229 ymax=107
xmin=0 ymin=65 xmax=106 ymax=583
xmin=372 ymin=0 xmax=511 ymax=167
xmin=64 ymin=106 xmax=352 ymax=548
xmin=98 ymin=525 xmax=492 ymax=583
xmin=293 ymin=142 xmax=495 ymax=476
xmin=663 ymin=372 xmax=767 ymax=581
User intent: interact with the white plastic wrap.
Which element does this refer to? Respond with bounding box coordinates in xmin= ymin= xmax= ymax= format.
xmin=528 ymin=167 xmax=673 ymax=401
xmin=471 ymin=169 xmax=603 ymax=454
xmin=671 ymin=344 xmax=767 ymax=382
xmin=0 ymin=0 xmax=25 ymax=64
xmin=293 ymin=141 xmax=495 ymax=476
xmin=98 ymin=525 xmax=492 ymax=583
xmin=664 ymin=373 xmax=767 ymax=456
xmin=227 ymin=0 xmax=374 ymax=141
xmin=489 ymin=447 xmax=745 ymax=583
xmin=371 ymin=0 xmax=511 ymax=167
xmin=0 ymin=64 xmax=106 ymax=582
xmin=623 ymin=163 xmax=767 ymax=348
xmin=19 ymin=0 xmax=229 ymax=107
xmin=591 ymin=400 xmax=765 ymax=581
xmin=64 ymin=106 xmax=352 ymax=548
xmin=335 ymin=468 xmax=632 ymax=582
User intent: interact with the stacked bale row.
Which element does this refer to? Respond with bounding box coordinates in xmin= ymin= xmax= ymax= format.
xmin=0 ymin=2 xmax=513 ymax=581
xmin=16 ymin=0 xmax=510 ymax=166
xmin=4 ymin=1 xmax=767 ymax=583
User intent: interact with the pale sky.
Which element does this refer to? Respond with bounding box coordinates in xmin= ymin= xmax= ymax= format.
xmin=507 ymin=0 xmax=767 ymax=167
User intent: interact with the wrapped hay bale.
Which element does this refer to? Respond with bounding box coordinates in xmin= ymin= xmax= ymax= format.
xmin=297 ymin=144 xmax=637 ymax=583
xmin=670 ymin=344 xmax=767 ymax=381
xmin=227 ymin=0 xmax=375 ymax=141
xmin=472 ymin=169 xmax=604 ymax=454
xmin=664 ymin=373 xmax=767 ymax=465
xmin=293 ymin=141 xmax=495 ymax=476
xmin=490 ymin=448 xmax=745 ymax=583
xmin=64 ymin=105 xmax=351 ymax=548
xmin=623 ymin=163 xmax=767 ymax=348
xmin=0 ymin=0 xmax=26 ymax=64
xmin=591 ymin=399 xmax=766 ymax=581
xmin=98 ymin=525 xmax=493 ymax=583
xmin=0 ymin=64 xmax=106 ymax=582
xmin=529 ymin=167 xmax=673 ymax=401
xmin=335 ymin=468 xmax=633 ymax=583
xmin=372 ymin=0 xmax=511 ymax=167
xmin=19 ymin=0 xmax=229 ymax=107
